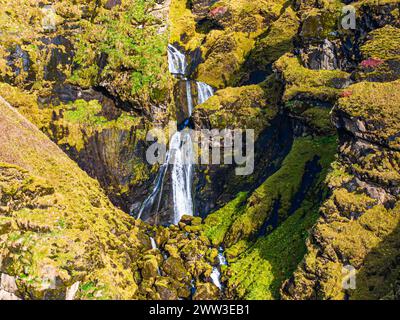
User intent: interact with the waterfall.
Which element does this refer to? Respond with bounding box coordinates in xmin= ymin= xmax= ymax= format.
xmin=150 ymin=237 xmax=158 ymax=250
xmin=171 ymin=130 xmax=194 ymax=224
xmin=136 ymin=44 xmax=215 ymax=225
xmin=218 ymin=252 xmax=227 ymax=266
xmin=168 ymin=44 xmax=186 ymax=75
xmin=210 ymin=267 xmax=222 ymax=290
xmin=136 ymin=151 xmax=170 ymax=220
xmin=186 ymin=80 xmax=194 ymax=115
xmin=197 ymin=81 xmax=214 ymax=105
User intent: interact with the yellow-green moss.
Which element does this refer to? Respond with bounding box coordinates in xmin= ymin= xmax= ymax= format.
xmin=360 ymin=25 xmax=400 ymax=60
xmin=248 ymin=7 xmax=300 ymax=68
xmin=275 ymin=53 xmax=350 ymax=102
xmin=337 ymin=80 xmax=400 ymax=149
xmin=0 ymin=97 xmax=146 ymax=299
xmin=193 ymin=82 xmax=279 ymax=137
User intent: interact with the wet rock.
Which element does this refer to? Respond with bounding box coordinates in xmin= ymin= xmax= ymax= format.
xmin=301 ymin=39 xmax=339 ymax=70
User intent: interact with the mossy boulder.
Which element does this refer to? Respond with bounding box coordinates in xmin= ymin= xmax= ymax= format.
xmin=193 ymin=82 xmax=279 ymax=138
xmin=335 ymin=80 xmax=400 ymax=150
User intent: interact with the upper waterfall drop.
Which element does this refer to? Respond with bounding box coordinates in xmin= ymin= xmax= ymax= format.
xmin=168 ymin=44 xmax=186 ymax=75
xmin=197 ymin=81 xmax=215 ymax=105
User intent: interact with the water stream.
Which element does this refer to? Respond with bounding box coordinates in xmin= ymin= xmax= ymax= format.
xmin=136 ymin=44 xmax=214 ymax=225
xmin=197 ymin=81 xmax=214 ymax=105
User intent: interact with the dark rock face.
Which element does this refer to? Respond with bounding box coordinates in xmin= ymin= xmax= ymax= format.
xmin=195 ymin=114 xmax=294 ymax=216
xmin=301 ymin=39 xmax=339 ymax=70
xmin=282 ymin=80 xmax=400 ymax=300
xmin=104 ymin=0 xmax=122 ymax=10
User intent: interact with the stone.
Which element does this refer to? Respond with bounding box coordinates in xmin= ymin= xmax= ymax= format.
xmin=0 ymin=274 xmax=18 ymax=294
xmin=65 ymin=281 xmax=80 ymax=300
xmin=0 ymin=289 xmax=21 ymax=300
xmin=193 ymin=283 xmax=219 ymax=300
xmin=142 ymin=256 xmax=160 ymax=279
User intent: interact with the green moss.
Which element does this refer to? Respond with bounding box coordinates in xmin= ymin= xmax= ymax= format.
xmin=0 ymin=98 xmax=147 ymax=299
xmin=337 ymin=80 xmax=400 ymax=149
xmin=275 ymin=54 xmax=350 ymax=102
xmin=226 ymin=199 xmax=322 ymax=299
xmin=193 ymin=82 xmax=279 ymax=137
xmin=285 ymin=99 xmax=335 ymax=134
xmin=169 ymin=0 xmax=204 ymax=50
xmin=360 ymin=25 xmax=400 ymax=60
xmin=299 ymin=0 xmax=342 ymax=39
xmin=248 ymin=7 xmax=300 ymax=69
xmin=203 ymin=192 xmax=248 ymax=246
xmin=223 ymin=136 xmax=337 ymax=247
xmin=71 ymin=0 xmax=170 ymax=104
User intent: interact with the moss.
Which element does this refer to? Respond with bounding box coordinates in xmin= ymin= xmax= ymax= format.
xmin=223 ymin=136 xmax=337 ymax=247
xmin=173 ymin=0 xmax=288 ymax=88
xmin=196 ymin=30 xmax=256 ymax=88
xmin=203 ymin=192 xmax=248 ymax=246
xmin=299 ymin=0 xmax=343 ymax=40
xmin=360 ymin=25 xmax=400 ymax=60
xmin=302 ymin=107 xmax=335 ymax=134
xmin=226 ymin=198 xmax=322 ymax=299
xmin=275 ymin=53 xmax=350 ymax=102
xmin=169 ymin=0 xmax=204 ymax=50
xmin=0 ymin=97 xmax=148 ymax=299
xmin=193 ymin=82 xmax=279 ymax=137
xmin=336 ymin=80 xmax=400 ymax=149
xmin=70 ymin=0 xmax=170 ymax=105
xmin=247 ymin=7 xmax=300 ymax=69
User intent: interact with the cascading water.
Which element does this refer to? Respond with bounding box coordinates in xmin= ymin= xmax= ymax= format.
xmin=167 ymin=44 xmax=186 ymax=75
xmin=210 ymin=268 xmax=222 ymax=290
xmin=210 ymin=248 xmax=227 ymax=290
xmin=170 ymin=130 xmax=194 ymax=224
xmin=136 ymin=44 xmax=214 ymax=225
xmin=197 ymin=81 xmax=214 ymax=105
xmin=150 ymin=237 xmax=158 ymax=250
xmin=135 ymin=151 xmax=170 ymax=221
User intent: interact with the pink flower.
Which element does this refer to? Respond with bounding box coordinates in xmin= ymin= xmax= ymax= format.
xmin=340 ymin=90 xmax=353 ymax=98
xmin=209 ymin=6 xmax=228 ymax=18
xmin=360 ymin=58 xmax=384 ymax=68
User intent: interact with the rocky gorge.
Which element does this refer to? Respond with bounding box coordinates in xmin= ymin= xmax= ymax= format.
xmin=0 ymin=0 xmax=399 ymax=300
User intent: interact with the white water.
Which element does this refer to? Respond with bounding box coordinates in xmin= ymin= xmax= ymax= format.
xmin=197 ymin=81 xmax=214 ymax=105
xmin=186 ymin=80 xmax=194 ymax=115
xmin=137 ymin=44 xmax=215 ymax=225
xmin=168 ymin=44 xmax=186 ymax=75
xmin=170 ymin=131 xmax=194 ymax=224
xmin=218 ymin=252 xmax=227 ymax=266
xmin=210 ymin=267 xmax=222 ymax=290
xmin=150 ymin=237 xmax=158 ymax=250
xmin=136 ymin=151 xmax=170 ymax=220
